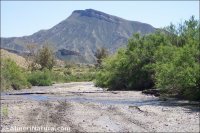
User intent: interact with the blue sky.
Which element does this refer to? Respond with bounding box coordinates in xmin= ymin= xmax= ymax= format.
xmin=1 ymin=1 xmax=199 ymax=37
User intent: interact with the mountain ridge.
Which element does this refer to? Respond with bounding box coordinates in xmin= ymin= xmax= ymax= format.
xmin=1 ymin=9 xmax=156 ymax=63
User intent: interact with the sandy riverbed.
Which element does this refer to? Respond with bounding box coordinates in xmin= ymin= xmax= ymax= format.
xmin=1 ymin=82 xmax=199 ymax=132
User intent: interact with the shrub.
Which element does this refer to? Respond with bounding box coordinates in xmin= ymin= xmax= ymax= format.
xmin=27 ymin=69 xmax=52 ymax=86
xmin=64 ymin=71 xmax=95 ymax=82
xmin=64 ymin=69 xmax=72 ymax=75
xmin=25 ymin=44 xmax=55 ymax=71
xmin=95 ymin=47 xmax=109 ymax=67
xmin=95 ymin=49 xmax=128 ymax=89
xmin=50 ymin=71 xmax=66 ymax=83
xmin=1 ymin=59 xmax=30 ymax=90
xmin=36 ymin=45 xmax=55 ymax=70
xmin=154 ymin=44 xmax=200 ymax=100
xmin=95 ymin=32 xmax=167 ymax=90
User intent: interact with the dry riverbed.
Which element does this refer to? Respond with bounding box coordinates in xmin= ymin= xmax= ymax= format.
xmin=1 ymin=82 xmax=199 ymax=132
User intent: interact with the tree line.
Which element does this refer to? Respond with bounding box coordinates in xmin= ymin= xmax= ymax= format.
xmin=95 ymin=16 xmax=200 ymax=100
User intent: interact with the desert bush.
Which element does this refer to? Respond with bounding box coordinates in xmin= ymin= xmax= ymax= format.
xmin=95 ymin=31 xmax=167 ymax=90
xmin=64 ymin=61 xmax=76 ymax=69
xmin=95 ymin=47 xmax=109 ymax=67
xmin=64 ymin=71 xmax=96 ymax=82
xmin=27 ymin=69 xmax=52 ymax=86
xmin=1 ymin=59 xmax=31 ymax=90
xmin=50 ymin=71 xmax=66 ymax=83
xmin=64 ymin=69 xmax=72 ymax=75
xmin=25 ymin=43 xmax=55 ymax=71
xmin=36 ymin=45 xmax=55 ymax=70
xmin=154 ymin=43 xmax=200 ymax=100
xmin=153 ymin=16 xmax=200 ymax=100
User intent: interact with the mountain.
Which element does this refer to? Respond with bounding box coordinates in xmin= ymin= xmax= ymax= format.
xmin=1 ymin=9 xmax=156 ymax=63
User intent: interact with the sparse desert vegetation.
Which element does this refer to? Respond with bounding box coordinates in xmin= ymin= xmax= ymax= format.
xmin=1 ymin=46 xmax=96 ymax=90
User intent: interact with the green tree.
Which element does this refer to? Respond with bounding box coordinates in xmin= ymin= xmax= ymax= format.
xmin=25 ymin=44 xmax=39 ymax=71
xmin=36 ymin=45 xmax=55 ymax=70
xmin=95 ymin=47 xmax=109 ymax=67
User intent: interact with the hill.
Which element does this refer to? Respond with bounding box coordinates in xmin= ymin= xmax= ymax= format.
xmin=1 ymin=49 xmax=28 ymax=68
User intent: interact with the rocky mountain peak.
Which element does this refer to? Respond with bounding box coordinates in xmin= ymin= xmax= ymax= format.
xmin=72 ymin=9 xmax=121 ymax=23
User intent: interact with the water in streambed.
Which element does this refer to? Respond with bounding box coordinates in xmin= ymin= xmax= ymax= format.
xmin=1 ymin=93 xmax=161 ymax=106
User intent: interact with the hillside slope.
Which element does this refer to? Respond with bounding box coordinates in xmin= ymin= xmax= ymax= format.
xmin=1 ymin=49 xmax=28 ymax=68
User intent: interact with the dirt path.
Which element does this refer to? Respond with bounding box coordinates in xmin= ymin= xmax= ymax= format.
xmin=1 ymin=82 xmax=199 ymax=132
